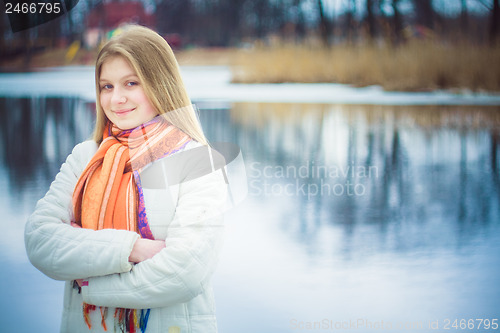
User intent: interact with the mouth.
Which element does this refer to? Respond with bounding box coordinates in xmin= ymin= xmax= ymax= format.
xmin=113 ymin=108 xmax=135 ymax=116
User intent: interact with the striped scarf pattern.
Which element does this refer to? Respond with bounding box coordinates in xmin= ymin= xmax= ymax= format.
xmin=72 ymin=116 xmax=191 ymax=331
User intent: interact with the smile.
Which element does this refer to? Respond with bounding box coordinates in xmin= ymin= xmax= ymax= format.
xmin=113 ymin=108 xmax=135 ymax=116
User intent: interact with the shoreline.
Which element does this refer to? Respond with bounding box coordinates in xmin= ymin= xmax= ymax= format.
xmin=0 ymin=65 xmax=500 ymax=106
xmin=2 ymin=42 xmax=500 ymax=95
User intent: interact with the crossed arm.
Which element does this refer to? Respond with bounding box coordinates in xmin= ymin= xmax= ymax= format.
xmin=72 ymin=220 xmax=166 ymax=287
xmin=25 ymin=141 xmax=226 ymax=308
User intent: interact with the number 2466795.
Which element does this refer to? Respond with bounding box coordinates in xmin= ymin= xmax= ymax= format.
xmin=5 ymin=2 xmax=62 ymax=14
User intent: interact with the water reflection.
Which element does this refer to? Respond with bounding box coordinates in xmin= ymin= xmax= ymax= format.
xmin=1 ymin=99 xmax=499 ymax=256
xmin=1 ymin=98 xmax=499 ymax=331
xmin=218 ymin=103 xmax=500 ymax=258
xmin=0 ymin=97 xmax=95 ymax=206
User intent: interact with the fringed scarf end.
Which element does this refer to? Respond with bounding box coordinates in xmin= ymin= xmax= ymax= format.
xmin=83 ymin=304 xmax=150 ymax=332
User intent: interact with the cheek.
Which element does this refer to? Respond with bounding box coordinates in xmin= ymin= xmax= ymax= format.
xmin=100 ymin=93 xmax=109 ymax=109
xmin=138 ymin=93 xmax=158 ymax=116
xmin=100 ymin=94 xmax=113 ymax=120
xmin=145 ymin=103 xmax=157 ymax=117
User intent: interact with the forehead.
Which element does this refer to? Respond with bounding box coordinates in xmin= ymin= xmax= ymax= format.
xmin=99 ymin=56 xmax=137 ymax=80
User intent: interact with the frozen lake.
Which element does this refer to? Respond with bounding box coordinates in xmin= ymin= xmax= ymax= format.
xmin=1 ymin=65 xmax=500 ymax=105
xmin=0 ymin=68 xmax=499 ymax=332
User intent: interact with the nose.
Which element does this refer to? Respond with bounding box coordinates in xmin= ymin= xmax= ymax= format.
xmin=111 ymin=87 xmax=126 ymax=105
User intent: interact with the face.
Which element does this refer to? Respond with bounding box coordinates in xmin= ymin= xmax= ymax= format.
xmin=99 ymin=56 xmax=158 ymax=130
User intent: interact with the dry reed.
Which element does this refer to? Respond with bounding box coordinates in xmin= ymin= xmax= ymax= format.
xmin=231 ymin=40 xmax=500 ymax=92
xmin=3 ymin=40 xmax=498 ymax=93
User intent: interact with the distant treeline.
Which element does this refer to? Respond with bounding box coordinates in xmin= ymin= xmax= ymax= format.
xmin=0 ymin=0 xmax=499 ymax=64
xmin=159 ymin=0 xmax=500 ymax=46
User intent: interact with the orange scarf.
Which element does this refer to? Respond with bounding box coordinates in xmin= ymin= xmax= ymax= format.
xmin=72 ymin=116 xmax=191 ymax=332
xmin=73 ymin=116 xmax=191 ymax=235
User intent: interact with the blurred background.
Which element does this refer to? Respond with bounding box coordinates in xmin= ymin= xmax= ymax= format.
xmin=1 ymin=1 xmax=500 ymax=332
xmin=1 ymin=0 xmax=500 ymax=90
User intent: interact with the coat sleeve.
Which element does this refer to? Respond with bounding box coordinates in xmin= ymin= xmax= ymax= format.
xmin=24 ymin=141 xmax=140 ymax=281
xmin=81 ymin=165 xmax=227 ymax=309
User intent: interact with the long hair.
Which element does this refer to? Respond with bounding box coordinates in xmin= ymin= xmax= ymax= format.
xmin=93 ymin=24 xmax=207 ymax=145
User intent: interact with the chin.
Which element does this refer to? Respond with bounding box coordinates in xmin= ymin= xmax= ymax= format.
xmin=114 ymin=121 xmax=138 ymax=131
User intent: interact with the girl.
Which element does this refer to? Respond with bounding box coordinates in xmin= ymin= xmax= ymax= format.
xmin=25 ymin=25 xmax=226 ymax=333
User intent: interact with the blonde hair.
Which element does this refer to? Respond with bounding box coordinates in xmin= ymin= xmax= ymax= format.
xmin=93 ymin=24 xmax=207 ymax=145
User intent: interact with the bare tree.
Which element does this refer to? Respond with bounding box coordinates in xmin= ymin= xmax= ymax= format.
xmin=252 ymin=0 xmax=269 ymax=39
xmin=0 ymin=1 xmax=6 ymax=60
xmin=345 ymin=0 xmax=357 ymax=42
xmin=392 ymin=0 xmax=403 ymax=44
xmin=365 ymin=0 xmax=377 ymax=40
xmin=293 ymin=0 xmax=306 ymax=41
xmin=491 ymin=0 xmax=500 ymax=44
xmin=316 ymin=0 xmax=331 ymax=46
xmin=221 ymin=0 xmax=245 ymax=44
xmin=156 ymin=0 xmax=192 ymax=36
xmin=460 ymin=0 xmax=468 ymax=35
xmin=413 ymin=0 xmax=434 ymax=30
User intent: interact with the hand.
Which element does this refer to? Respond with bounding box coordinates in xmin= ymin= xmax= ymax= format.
xmin=75 ymin=279 xmax=87 ymax=287
xmin=129 ymin=238 xmax=166 ymax=264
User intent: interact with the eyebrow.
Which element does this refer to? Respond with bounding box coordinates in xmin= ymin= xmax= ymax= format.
xmin=99 ymin=74 xmax=139 ymax=83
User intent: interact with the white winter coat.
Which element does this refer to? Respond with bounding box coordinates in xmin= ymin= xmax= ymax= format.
xmin=25 ymin=140 xmax=227 ymax=333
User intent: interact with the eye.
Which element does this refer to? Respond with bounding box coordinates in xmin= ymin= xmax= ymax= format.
xmin=127 ymin=81 xmax=138 ymax=87
xmin=100 ymin=84 xmax=113 ymax=90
